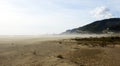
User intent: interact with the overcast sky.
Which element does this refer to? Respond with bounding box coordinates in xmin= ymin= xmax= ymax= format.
xmin=0 ymin=0 xmax=120 ymax=35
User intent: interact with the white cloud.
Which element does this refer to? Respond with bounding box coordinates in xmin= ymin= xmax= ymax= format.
xmin=0 ymin=0 xmax=118 ymax=35
xmin=90 ymin=6 xmax=114 ymax=20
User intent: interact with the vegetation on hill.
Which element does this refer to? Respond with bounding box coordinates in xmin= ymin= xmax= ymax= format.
xmin=63 ymin=18 xmax=120 ymax=34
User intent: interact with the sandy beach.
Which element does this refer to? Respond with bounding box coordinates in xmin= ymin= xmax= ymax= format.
xmin=0 ymin=35 xmax=120 ymax=66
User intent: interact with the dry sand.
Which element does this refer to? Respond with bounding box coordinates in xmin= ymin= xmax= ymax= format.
xmin=0 ymin=35 xmax=120 ymax=66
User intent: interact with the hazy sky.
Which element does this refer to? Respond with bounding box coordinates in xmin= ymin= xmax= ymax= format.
xmin=0 ymin=0 xmax=120 ymax=35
